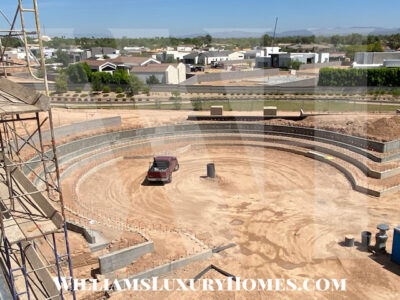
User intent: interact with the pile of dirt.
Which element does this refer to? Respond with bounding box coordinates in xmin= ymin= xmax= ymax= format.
xmin=266 ymin=114 xmax=400 ymax=142
xmin=366 ymin=116 xmax=400 ymax=141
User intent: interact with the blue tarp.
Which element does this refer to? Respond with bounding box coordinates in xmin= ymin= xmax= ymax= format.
xmin=392 ymin=226 xmax=400 ymax=265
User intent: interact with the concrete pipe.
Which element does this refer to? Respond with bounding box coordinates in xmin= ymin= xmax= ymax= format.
xmin=361 ymin=231 xmax=372 ymax=247
xmin=207 ymin=163 xmax=216 ymax=178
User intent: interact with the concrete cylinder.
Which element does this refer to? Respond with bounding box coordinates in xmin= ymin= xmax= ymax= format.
xmin=344 ymin=236 xmax=355 ymax=247
xmin=207 ymin=163 xmax=216 ymax=178
xmin=375 ymin=224 xmax=389 ymax=254
xmin=361 ymin=231 xmax=372 ymax=247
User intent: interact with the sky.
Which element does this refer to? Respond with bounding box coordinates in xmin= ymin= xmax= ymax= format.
xmin=1 ymin=0 xmax=400 ymax=38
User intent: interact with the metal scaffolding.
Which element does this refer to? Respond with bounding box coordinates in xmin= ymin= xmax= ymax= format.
xmin=0 ymin=79 xmax=76 ymax=299
xmin=0 ymin=0 xmax=49 ymax=95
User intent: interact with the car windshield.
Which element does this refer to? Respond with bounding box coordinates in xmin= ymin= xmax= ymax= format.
xmin=152 ymin=160 xmax=169 ymax=170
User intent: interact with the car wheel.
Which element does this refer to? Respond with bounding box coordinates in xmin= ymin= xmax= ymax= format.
xmin=174 ymin=164 xmax=180 ymax=171
xmin=168 ymin=175 xmax=172 ymax=183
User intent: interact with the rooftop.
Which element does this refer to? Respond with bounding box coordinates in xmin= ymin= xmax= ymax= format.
xmin=131 ymin=63 xmax=173 ymax=73
xmin=110 ymin=56 xmax=154 ymax=65
xmin=201 ymin=51 xmax=234 ymax=57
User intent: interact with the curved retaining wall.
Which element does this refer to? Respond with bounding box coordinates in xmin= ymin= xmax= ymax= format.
xmin=24 ymin=122 xmax=400 ymax=197
xmin=25 ymin=122 xmax=399 ymax=180
xmin=25 ymin=122 xmax=392 ymax=176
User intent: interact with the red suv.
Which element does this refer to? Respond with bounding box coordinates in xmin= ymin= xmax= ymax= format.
xmin=146 ymin=156 xmax=179 ymax=183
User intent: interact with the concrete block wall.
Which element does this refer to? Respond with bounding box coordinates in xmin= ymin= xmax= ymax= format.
xmin=66 ymin=221 xmax=96 ymax=244
xmin=118 ymin=250 xmax=212 ymax=288
xmin=99 ymin=241 xmax=154 ymax=274
xmin=25 ymin=122 xmax=398 ymax=180
xmin=181 ymin=69 xmax=279 ymax=85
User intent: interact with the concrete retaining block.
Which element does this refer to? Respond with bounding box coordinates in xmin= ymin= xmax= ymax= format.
xmin=66 ymin=221 xmax=96 ymax=244
xmin=264 ymin=106 xmax=277 ymax=116
xmin=118 ymin=249 xmax=212 ymax=288
xmin=210 ymin=106 xmax=223 ymax=116
xmin=99 ymin=241 xmax=154 ymax=274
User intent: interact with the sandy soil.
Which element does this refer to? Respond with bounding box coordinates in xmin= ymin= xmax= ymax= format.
xmin=62 ymin=142 xmax=400 ymax=299
xmin=39 ymin=109 xmax=400 ymax=144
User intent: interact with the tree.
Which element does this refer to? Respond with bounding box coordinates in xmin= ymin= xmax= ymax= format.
xmin=127 ymin=74 xmax=144 ymax=95
xmin=91 ymin=73 xmax=103 ymax=92
xmin=367 ymin=41 xmax=383 ymax=52
xmin=330 ymin=35 xmax=341 ymax=46
xmin=204 ymin=34 xmax=212 ymax=46
xmin=286 ymin=59 xmax=304 ymax=70
xmin=346 ymin=33 xmax=363 ymax=45
xmin=66 ymin=63 xmax=88 ymax=83
xmin=146 ymin=75 xmax=160 ymax=85
xmin=165 ymin=55 xmax=177 ymax=63
xmin=55 ymin=74 xmax=68 ymax=93
xmin=387 ymin=34 xmax=400 ymax=50
xmin=191 ymin=99 xmax=202 ymax=111
xmin=171 ymin=91 xmax=181 ymax=98
xmin=261 ymin=34 xmax=272 ymax=46
xmin=55 ymin=49 xmax=70 ymax=67
xmin=344 ymin=45 xmax=367 ymax=60
xmin=81 ymin=62 xmax=92 ymax=80
xmin=112 ymin=69 xmax=129 ymax=85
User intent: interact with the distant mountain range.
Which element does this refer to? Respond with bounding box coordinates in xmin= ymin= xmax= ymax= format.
xmin=181 ymin=27 xmax=400 ymax=38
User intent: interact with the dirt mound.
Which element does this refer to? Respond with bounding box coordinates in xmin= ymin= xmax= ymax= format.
xmin=367 ymin=116 xmax=400 ymax=141
xmin=266 ymin=114 xmax=400 ymax=142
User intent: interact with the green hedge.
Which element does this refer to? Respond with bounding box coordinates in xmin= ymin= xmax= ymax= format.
xmin=318 ymin=68 xmax=400 ymax=87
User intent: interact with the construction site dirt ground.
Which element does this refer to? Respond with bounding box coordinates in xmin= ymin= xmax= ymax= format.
xmin=43 ymin=108 xmax=400 ymax=142
xmin=60 ymin=139 xmax=400 ymax=299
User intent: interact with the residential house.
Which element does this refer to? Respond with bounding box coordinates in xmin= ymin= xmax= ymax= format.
xmin=123 ymin=46 xmax=150 ymax=53
xmin=156 ymin=51 xmax=191 ymax=62
xmin=287 ymin=44 xmax=333 ymax=53
xmin=91 ymin=47 xmax=120 ymax=59
xmin=198 ymin=51 xmax=245 ymax=65
xmin=110 ymin=56 xmax=160 ymax=72
xmin=354 ymin=51 xmax=400 ymax=65
xmin=182 ymin=53 xmax=200 ymax=65
xmin=83 ymin=60 xmax=117 ymax=74
xmin=64 ymin=48 xmax=91 ymax=63
xmin=177 ymin=45 xmax=195 ymax=52
xmin=130 ymin=63 xmax=186 ymax=84
xmin=270 ymin=53 xmax=327 ymax=68
xmin=254 ymin=47 xmax=284 ymax=68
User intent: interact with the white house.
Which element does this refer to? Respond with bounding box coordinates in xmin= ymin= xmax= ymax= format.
xmin=130 ymin=63 xmax=186 ymax=84
xmin=198 ymin=51 xmax=245 ymax=65
xmin=123 ymin=46 xmax=149 ymax=53
xmin=4 ymin=48 xmax=29 ymax=60
xmin=177 ymin=45 xmax=195 ymax=52
xmin=156 ymin=51 xmax=191 ymax=62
